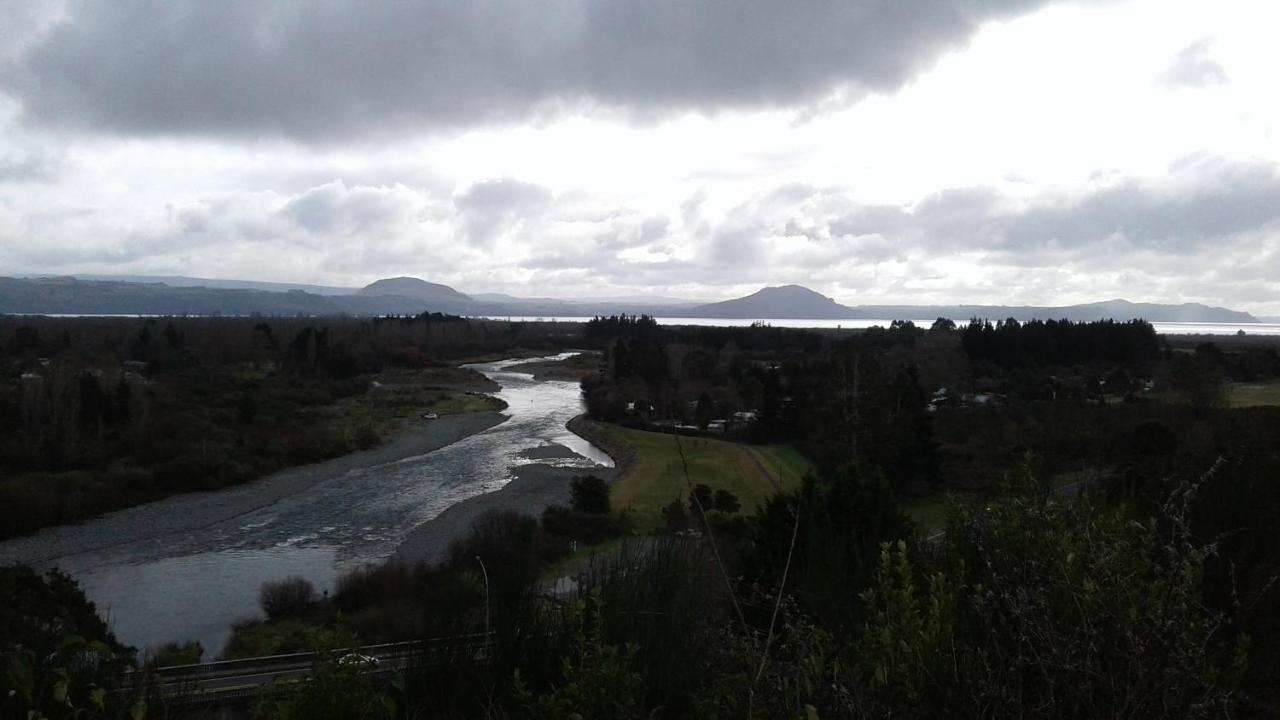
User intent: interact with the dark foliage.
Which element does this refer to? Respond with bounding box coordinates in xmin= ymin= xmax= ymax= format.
xmin=258 ymin=577 xmax=317 ymax=621
xmin=961 ymin=317 xmax=1161 ymax=370
xmin=569 ymin=474 xmax=610 ymax=514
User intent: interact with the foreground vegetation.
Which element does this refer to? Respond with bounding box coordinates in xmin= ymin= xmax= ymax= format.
xmin=4 ymin=315 xmax=1280 ymax=718
xmin=10 ymin=445 xmax=1272 ymax=717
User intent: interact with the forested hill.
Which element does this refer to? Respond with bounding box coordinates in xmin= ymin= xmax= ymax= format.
xmin=0 ymin=276 xmax=480 ymax=316
xmin=0 ymin=276 xmax=690 ymax=318
xmin=691 ymin=284 xmax=851 ymax=319
xmin=1 ymin=276 xmax=1261 ymax=323
xmin=691 ymin=285 xmax=1259 ymax=323
xmin=356 ymin=276 xmax=472 ymax=304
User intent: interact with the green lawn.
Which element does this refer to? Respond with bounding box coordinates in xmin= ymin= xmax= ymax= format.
xmin=598 ymin=425 xmax=812 ymax=530
xmin=1228 ymin=382 xmax=1280 ymax=408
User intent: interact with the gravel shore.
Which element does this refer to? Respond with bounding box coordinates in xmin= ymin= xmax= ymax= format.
xmin=391 ymin=462 xmax=618 ymax=567
xmin=566 ymin=415 xmax=635 ymax=473
xmin=0 ymin=412 xmax=509 ymax=564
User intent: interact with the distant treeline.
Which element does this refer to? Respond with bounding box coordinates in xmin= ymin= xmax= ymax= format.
xmin=961 ymin=317 xmax=1160 ymax=369
xmin=580 ymin=315 xmax=1280 ymax=493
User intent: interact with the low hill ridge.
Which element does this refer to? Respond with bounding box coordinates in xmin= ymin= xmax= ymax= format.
xmin=357 ymin=277 xmax=471 ymax=302
xmin=691 ymin=286 xmax=1258 ymax=324
xmin=691 ymin=285 xmax=850 ymax=319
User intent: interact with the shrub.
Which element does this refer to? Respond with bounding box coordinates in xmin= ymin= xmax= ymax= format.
xmin=661 ymin=500 xmax=688 ymax=532
xmin=687 ymin=483 xmax=714 ymax=515
xmin=258 ymin=577 xmax=317 ymax=621
xmin=570 ymin=474 xmax=610 ymax=514
xmin=541 ymin=504 xmax=627 ymax=546
xmin=104 ymin=463 xmax=153 ymax=492
xmin=353 ymin=423 xmax=381 ymax=450
xmin=853 ymin=472 xmax=1247 ymax=718
xmin=712 ymin=488 xmax=740 ymax=514
xmin=148 ymin=641 xmax=203 ymax=667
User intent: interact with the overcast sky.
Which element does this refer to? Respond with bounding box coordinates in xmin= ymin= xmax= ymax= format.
xmin=2 ymin=0 xmax=1278 ymax=312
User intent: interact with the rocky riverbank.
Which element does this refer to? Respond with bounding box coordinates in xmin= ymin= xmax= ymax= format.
xmin=565 ymin=415 xmax=635 ymax=474
xmin=0 ymin=411 xmax=509 ymax=565
xmin=391 ymin=459 xmax=618 ymax=567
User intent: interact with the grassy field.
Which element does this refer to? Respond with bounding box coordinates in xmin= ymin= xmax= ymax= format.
xmin=596 ymin=424 xmax=812 ymax=530
xmin=1228 ymin=381 xmax=1280 ymax=408
xmin=330 ymin=367 xmax=506 ymax=438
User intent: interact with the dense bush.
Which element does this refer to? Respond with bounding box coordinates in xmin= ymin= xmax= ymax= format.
xmin=258 ymin=577 xmax=317 ymax=621
xmin=849 ymin=473 xmax=1246 ymax=718
xmin=540 ymin=504 xmax=627 ymax=546
xmin=1 ymin=566 xmax=139 ymax=719
xmin=146 ymin=641 xmax=203 ymax=667
xmin=569 ymin=474 xmax=610 ymax=514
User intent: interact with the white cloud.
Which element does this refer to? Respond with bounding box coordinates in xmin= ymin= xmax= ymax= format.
xmin=0 ymin=0 xmax=1278 ymax=314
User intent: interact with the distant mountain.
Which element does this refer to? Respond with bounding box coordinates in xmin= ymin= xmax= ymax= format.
xmin=858 ymin=299 xmax=1258 ymax=324
xmin=0 ymin=275 xmax=1260 ymax=325
xmin=0 ymin=276 xmax=476 ymax=316
xmin=357 ymin=277 xmax=471 ymax=303
xmin=690 ymin=286 xmax=1260 ymax=324
xmin=690 ymin=285 xmax=850 ymax=319
xmin=63 ymin=274 xmax=357 ymax=296
xmin=0 ymin=275 xmax=682 ymax=318
xmin=1040 ymin=299 xmax=1257 ymax=324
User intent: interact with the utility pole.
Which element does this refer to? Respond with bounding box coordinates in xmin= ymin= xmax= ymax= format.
xmin=475 ymin=555 xmax=490 ymax=657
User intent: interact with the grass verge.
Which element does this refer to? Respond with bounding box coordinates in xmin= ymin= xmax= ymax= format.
xmin=1229 ymin=381 xmax=1280 ymax=408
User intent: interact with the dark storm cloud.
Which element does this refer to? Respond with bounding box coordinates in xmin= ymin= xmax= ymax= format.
xmin=820 ymin=158 xmax=1280 ymax=255
xmin=997 ymin=165 xmax=1280 ymax=251
xmin=8 ymin=0 xmax=1053 ymax=140
xmin=1160 ymin=40 xmax=1229 ymax=88
xmin=281 ymin=181 xmax=421 ymax=236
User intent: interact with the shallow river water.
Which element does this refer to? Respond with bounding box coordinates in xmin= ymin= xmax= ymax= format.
xmin=0 ymin=354 xmax=609 ymax=658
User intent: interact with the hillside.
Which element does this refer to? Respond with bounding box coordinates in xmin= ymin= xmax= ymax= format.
xmin=691 ymin=285 xmax=1259 ymax=324
xmin=690 ymin=285 xmax=851 ymax=319
xmin=357 ymin=277 xmax=471 ymax=303
xmin=64 ymin=274 xmax=356 ymax=296
xmin=0 ymin=277 xmax=476 ymax=316
xmin=0 ymin=276 xmax=1261 ymax=324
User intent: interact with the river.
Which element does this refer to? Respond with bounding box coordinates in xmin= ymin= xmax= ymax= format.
xmin=0 ymin=354 xmax=610 ymax=659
